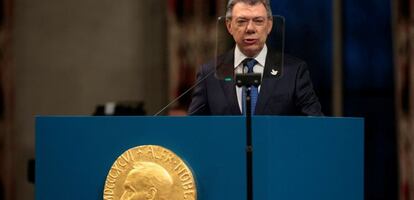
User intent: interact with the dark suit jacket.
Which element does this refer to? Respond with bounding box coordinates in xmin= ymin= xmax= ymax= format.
xmin=188 ymin=48 xmax=323 ymax=116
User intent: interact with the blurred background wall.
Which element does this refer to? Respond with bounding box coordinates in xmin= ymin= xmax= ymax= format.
xmin=3 ymin=0 xmax=168 ymax=199
xmin=0 ymin=0 xmax=412 ymax=199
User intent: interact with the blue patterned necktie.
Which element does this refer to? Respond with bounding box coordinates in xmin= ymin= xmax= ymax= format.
xmin=242 ymin=58 xmax=259 ymax=115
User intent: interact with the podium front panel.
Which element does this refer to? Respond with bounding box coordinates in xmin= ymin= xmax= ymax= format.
xmin=253 ymin=116 xmax=364 ymax=200
xmin=37 ymin=116 xmax=363 ymax=200
xmin=36 ymin=116 xmax=247 ymax=200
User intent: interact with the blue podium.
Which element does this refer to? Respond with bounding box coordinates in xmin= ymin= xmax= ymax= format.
xmin=36 ymin=116 xmax=363 ymax=200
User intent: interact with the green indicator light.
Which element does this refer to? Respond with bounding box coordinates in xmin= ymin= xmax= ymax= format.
xmin=224 ymin=77 xmax=232 ymax=81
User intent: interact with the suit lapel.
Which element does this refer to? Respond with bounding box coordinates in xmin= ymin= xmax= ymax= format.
xmin=220 ymin=79 xmax=241 ymax=114
xmin=217 ymin=49 xmax=241 ymax=115
xmin=256 ymin=48 xmax=283 ymax=114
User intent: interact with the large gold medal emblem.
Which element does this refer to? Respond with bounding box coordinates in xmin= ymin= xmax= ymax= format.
xmin=103 ymin=145 xmax=197 ymax=200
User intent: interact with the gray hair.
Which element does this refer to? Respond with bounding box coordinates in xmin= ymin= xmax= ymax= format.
xmin=225 ymin=0 xmax=273 ymax=19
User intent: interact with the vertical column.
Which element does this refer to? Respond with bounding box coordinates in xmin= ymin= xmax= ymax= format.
xmin=394 ymin=0 xmax=414 ymax=199
xmin=139 ymin=0 xmax=168 ymax=114
xmin=1 ymin=0 xmax=15 ymax=199
xmin=332 ymin=0 xmax=343 ymax=116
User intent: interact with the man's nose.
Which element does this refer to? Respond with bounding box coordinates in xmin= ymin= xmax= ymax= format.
xmin=245 ymin=20 xmax=256 ymax=33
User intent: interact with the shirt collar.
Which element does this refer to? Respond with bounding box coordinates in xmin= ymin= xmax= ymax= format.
xmin=234 ymin=44 xmax=267 ymax=68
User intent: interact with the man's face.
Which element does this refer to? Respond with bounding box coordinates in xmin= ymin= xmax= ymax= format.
xmin=226 ymin=2 xmax=273 ymax=57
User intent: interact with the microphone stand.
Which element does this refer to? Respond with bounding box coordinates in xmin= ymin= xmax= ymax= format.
xmin=235 ymin=73 xmax=261 ymax=200
xmin=245 ymin=86 xmax=253 ymax=200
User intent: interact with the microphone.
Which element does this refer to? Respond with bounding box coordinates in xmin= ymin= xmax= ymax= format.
xmin=153 ymin=50 xmax=236 ymax=116
xmin=153 ymin=67 xmax=217 ymax=116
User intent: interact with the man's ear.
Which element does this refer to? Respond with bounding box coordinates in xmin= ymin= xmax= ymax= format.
xmin=267 ymin=18 xmax=273 ymax=34
xmin=146 ymin=187 xmax=157 ymax=200
xmin=226 ymin=19 xmax=233 ymax=35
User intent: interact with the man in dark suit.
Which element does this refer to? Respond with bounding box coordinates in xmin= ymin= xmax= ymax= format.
xmin=188 ymin=0 xmax=322 ymax=116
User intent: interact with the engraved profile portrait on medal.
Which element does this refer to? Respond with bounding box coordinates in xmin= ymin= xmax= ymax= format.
xmin=104 ymin=145 xmax=197 ymax=200
xmin=120 ymin=162 xmax=173 ymax=200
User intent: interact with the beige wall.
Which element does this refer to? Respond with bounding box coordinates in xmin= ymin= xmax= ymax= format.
xmin=12 ymin=0 xmax=167 ymax=199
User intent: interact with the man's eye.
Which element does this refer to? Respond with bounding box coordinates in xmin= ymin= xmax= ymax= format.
xmin=253 ymin=18 xmax=265 ymax=25
xmin=236 ymin=20 xmax=247 ymax=26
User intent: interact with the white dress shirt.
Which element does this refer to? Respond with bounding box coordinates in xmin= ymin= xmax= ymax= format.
xmin=234 ymin=45 xmax=268 ymax=112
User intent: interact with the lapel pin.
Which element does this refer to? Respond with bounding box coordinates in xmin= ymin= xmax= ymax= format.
xmin=271 ymin=69 xmax=278 ymax=76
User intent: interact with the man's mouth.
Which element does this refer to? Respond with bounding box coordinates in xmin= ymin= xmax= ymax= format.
xmin=244 ymin=38 xmax=258 ymax=45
